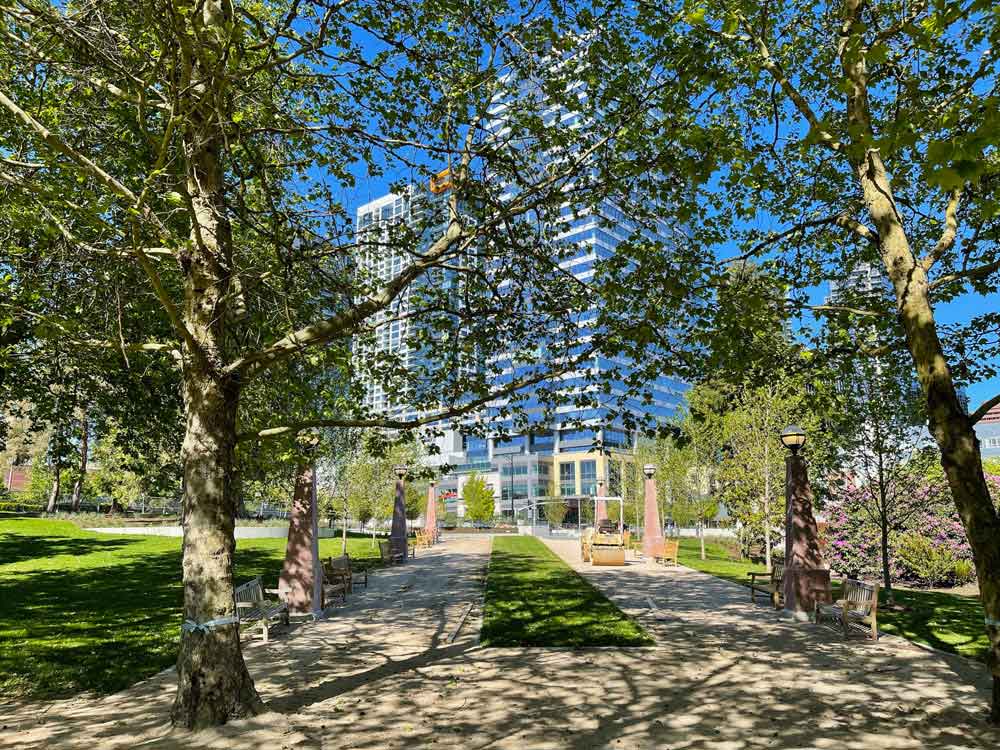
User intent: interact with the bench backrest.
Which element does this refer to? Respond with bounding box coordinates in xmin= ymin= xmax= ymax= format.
xmin=663 ymin=539 xmax=679 ymax=559
xmin=378 ymin=540 xmax=391 ymax=560
xmin=771 ymin=563 xmax=785 ymax=585
xmin=235 ymin=576 xmax=264 ymax=604
xmin=844 ymin=579 xmax=878 ymax=616
xmin=327 ymin=555 xmax=351 ymax=572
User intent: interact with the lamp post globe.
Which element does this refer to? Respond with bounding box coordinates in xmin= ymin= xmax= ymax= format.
xmin=642 ymin=463 xmax=656 ymax=479
xmin=779 ymin=425 xmax=806 ymax=454
xmin=394 ymin=464 xmax=407 ymax=480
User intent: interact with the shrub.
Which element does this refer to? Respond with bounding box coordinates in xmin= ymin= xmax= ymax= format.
xmin=0 ymin=500 xmax=45 ymax=513
xmin=895 ymin=532 xmax=959 ymax=587
xmin=953 ymin=559 xmax=976 ymax=584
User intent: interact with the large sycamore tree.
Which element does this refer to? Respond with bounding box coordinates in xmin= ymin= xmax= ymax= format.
xmin=1 ymin=0 xmax=715 ymax=728
xmin=656 ymin=0 xmax=1000 ymax=720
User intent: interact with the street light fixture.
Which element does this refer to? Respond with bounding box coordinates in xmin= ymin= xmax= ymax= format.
xmin=779 ymin=425 xmax=806 ymax=454
xmin=642 ymin=463 xmax=656 ymax=478
xmin=394 ymin=464 xmax=407 ymax=480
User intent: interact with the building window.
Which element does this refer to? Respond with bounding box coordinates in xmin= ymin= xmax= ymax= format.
xmin=608 ymin=461 xmax=622 ymax=496
xmin=580 ymin=460 xmax=597 ymax=496
xmin=602 ymin=429 xmax=631 ymax=448
xmin=531 ymin=431 xmax=554 ymax=454
xmin=559 ymin=463 xmax=576 ymax=496
xmin=463 ymin=435 xmax=488 ymax=459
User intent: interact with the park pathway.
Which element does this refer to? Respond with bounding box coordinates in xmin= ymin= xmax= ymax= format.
xmin=3 ymin=534 xmax=1000 ymax=749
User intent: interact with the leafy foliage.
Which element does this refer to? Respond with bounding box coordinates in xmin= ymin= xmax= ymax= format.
xmin=462 ymin=473 xmax=495 ymax=523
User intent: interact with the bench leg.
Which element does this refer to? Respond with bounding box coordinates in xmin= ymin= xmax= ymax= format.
xmin=771 ymin=590 xmax=780 ymax=609
xmin=261 ymin=622 xmax=269 ymax=644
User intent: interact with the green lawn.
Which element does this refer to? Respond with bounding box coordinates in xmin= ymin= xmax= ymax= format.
xmin=480 ymin=536 xmax=653 ymax=647
xmin=0 ymin=518 xmax=387 ymax=700
xmin=677 ymin=537 xmax=990 ymax=661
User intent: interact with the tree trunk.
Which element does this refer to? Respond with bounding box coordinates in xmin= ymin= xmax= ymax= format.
xmin=171 ymin=371 xmax=260 ymax=728
xmin=71 ymin=415 xmax=88 ymax=511
xmin=859 ymin=152 xmax=1000 ymax=721
xmin=342 ymin=500 xmax=348 ymax=556
xmin=880 ymin=515 xmax=894 ymax=605
xmin=45 ymin=458 xmax=61 ymax=513
xmin=168 ymin=0 xmax=263 ymax=729
xmin=764 ymin=448 xmax=772 ymax=572
xmin=699 ymin=522 xmax=706 ymax=560
xmin=838 ymin=13 xmax=1000 ymax=715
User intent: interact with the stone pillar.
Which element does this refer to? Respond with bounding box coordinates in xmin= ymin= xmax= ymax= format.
xmin=595 ymin=479 xmax=607 ymax=521
xmin=425 ymin=481 xmax=438 ymax=543
xmin=279 ymin=461 xmax=323 ymax=616
xmin=642 ymin=473 xmax=664 ymax=559
xmin=390 ymin=473 xmax=408 ymax=562
xmin=782 ymin=454 xmax=831 ymax=619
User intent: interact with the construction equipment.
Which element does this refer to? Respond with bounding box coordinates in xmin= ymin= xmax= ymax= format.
xmin=589 ymin=519 xmax=626 ymax=566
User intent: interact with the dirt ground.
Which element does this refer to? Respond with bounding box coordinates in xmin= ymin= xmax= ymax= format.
xmin=2 ymin=534 xmax=998 ymax=750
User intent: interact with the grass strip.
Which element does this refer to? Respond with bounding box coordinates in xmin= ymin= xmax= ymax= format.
xmin=480 ymin=536 xmax=652 ymax=647
xmin=0 ymin=518 xmax=387 ymax=700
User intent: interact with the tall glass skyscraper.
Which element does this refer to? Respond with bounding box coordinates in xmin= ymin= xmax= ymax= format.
xmin=355 ymin=49 xmax=688 ymax=520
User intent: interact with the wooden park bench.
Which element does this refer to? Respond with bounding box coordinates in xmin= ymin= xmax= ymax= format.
xmin=747 ymin=544 xmax=765 ymax=564
xmin=379 ymin=539 xmax=404 ymax=565
xmin=234 ymin=576 xmax=289 ymax=643
xmin=652 ymin=539 xmax=679 ymax=566
xmin=816 ymin=578 xmax=880 ymax=640
xmin=748 ymin=562 xmax=784 ymax=609
xmin=325 ymin=554 xmax=368 ymax=595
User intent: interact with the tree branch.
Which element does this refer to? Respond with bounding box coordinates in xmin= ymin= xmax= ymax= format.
xmin=738 ymin=15 xmax=845 ymax=154
xmin=235 ymin=343 xmax=600 ymax=442
xmin=971 ymin=393 xmax=1000 ymax=425
xmin=718 ymin=213 xmax=877 ymax=265
xmin=0 ymin=86 xmax=205 ymax=365
xmin=807 ymin=304 xmax=885 ymax=318
xmin=921 ymin=186 xmax=962 ymax=270
xmin=928 ymin=259 xmax=1000 ymax=290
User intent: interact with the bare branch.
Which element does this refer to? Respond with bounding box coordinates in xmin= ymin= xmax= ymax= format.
xmin=718 ymin=213 xmax=878 ymax=265
xmin=807 ymin=304 xmax=885 ymax=318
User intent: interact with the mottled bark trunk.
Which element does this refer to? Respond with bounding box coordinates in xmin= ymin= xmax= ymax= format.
xmin=71 ymin=416 xmax=88 ymax=511
xmin=858 ymin=151 xmax=1000 ymax=720
xmin=839 ymin=6 xmax=1000 ymax=714
xmin=171 ymin=371 xmax=260 ymax=728
xmin=171 ymin=1 xmax=259 ymax=727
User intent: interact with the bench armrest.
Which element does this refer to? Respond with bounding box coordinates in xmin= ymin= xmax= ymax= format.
xmin=747 ymin=571 xmax=770 ymax=580
xmin=235 ymin=601 xmax=255 ymax=609
xmin=264 ymin=588 xmax=283 ymax=596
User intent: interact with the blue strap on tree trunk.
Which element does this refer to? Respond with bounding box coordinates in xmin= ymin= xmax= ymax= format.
xmin=181 ymin=615 xmax=238 ymax=634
